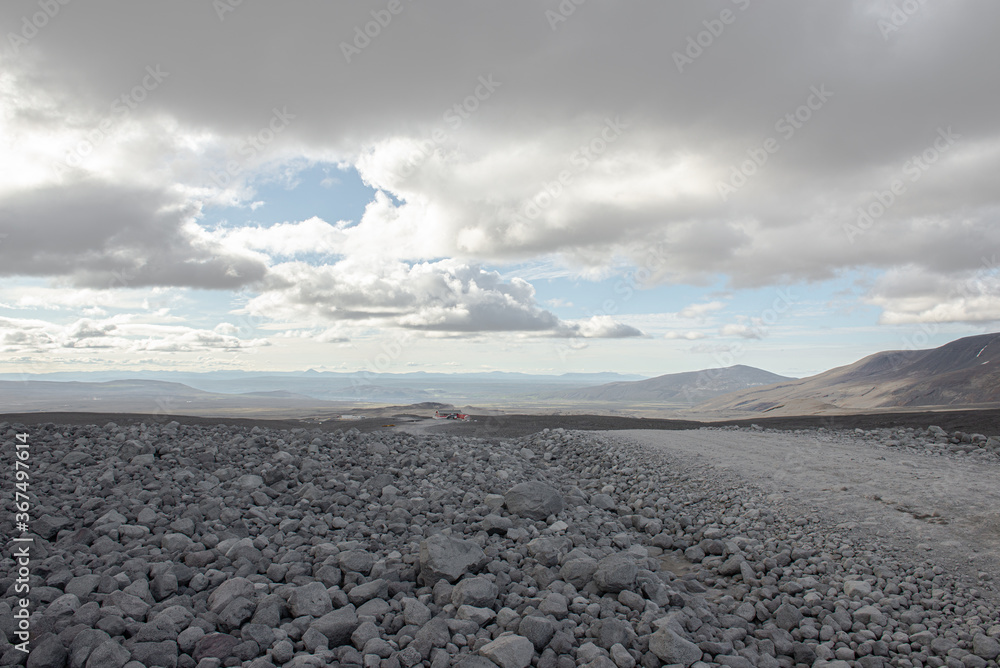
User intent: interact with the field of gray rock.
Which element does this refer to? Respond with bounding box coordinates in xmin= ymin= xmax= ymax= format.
xmin=2 ymin=419 xmax=999 ymax=668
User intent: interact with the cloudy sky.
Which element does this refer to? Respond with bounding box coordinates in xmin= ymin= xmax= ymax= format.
xmin=1 ymin=1 xmax=998 ymax=378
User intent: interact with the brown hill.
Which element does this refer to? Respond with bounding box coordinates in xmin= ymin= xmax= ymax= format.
xmin=697 ymin=332 xmax=1000 ymax=415
xmin=547 ymin=365 xmax=792 ymax=405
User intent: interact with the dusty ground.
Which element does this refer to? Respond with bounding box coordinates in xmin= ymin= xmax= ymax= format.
xmin=389 ymin=409 xmax=1000 ymax=438
xmin=3 ymin=408 xmax=998 ymax=438
xmin=386 ymin=409 xmax=1000 ymax=439
xmin=609 ymin=428 xmax=1000 ymax=601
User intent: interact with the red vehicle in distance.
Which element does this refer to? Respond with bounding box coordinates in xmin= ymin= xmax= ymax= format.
xmin=434 ymin=410 xmax=470 ymax=421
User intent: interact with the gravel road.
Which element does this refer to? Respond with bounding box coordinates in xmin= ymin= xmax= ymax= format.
xmin=607 ymin=428 xmax=1000 ymax=602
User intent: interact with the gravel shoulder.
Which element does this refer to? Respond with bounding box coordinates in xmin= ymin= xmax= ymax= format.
xmin=608 ymin=428 xmax=1000 ymax=601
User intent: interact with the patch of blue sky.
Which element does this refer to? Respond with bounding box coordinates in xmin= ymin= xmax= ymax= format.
xmin=201 ymin=162 xmax=377 ymax=230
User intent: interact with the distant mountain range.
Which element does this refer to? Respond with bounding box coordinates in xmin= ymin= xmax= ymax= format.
xmin=0 ymin=370 xmax=646 ymax=404
xmin=697 ymin=332 xmax=1000 ymax=414
xmin=2 ymin=332 xmax=996 ymax=418
xmin=0 ymin=370 xmax=655 ymax=412
xmin=0 ymin=366 xmax=791 ymax=415
xmin=0 ymin=379 xmax=357 ymax=418
xmin=546 ymin=365 xmax=793 ymax=405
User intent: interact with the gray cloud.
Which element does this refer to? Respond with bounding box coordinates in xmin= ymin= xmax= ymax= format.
xmin=719 ymin=323 xmax=764 ymax=340
xmin=0 ymin=181 xmax=267 ymax=288
xmin=0 ymin=316 xmax=269 ymax=354
xmin=665 ymin=331 xmax=708 ymax=341
xmin=866 ymin=265 xmax=1000 ymax=325
xmin=560 ymin=316 xmax=645 ymax=339
xmin=2 ymin=1 xmax=999 ymax=324
xmin=244 ymin=260 xmax=642 ymax=337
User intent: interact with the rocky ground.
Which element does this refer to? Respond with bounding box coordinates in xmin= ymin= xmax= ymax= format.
xmin=1 ymin=419 xmax=999 ymax=668
xmin=4 ymin=408 xmax=999 ymax=440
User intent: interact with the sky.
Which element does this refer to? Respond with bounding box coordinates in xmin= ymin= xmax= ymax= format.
xmin=1 ymin=1 xmax=998 ymax=379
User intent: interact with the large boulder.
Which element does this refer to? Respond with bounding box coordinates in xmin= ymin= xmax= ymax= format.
xmin=649 ymin=628 xmax=702 ymax=667
xmin=596 ymin=618 xmax=635 ymax=650
xmin=593 ymin=553 xmax=637 ymax=594
xmin=70 ymin=629 xmax=112 ymax=668
xmin=775 ymin=602 xmax=803 ymax=630
xmin=310 ymin=606 xmax=359 ymax=646
xmin=45 ymin=593 xmax=81 ymax=618
xmin=287 ymin=582 xmax=333 ymax=618
xmin=419 ymin=534 xmax=490 ymax=585
xmin=451 ymin=577 xmax=499 ymax=608
xmin=26 ymin=634 xmax=67 ymax=668
xmin=410 ymin=617 xmax=450 ymax=660
xmin=504 ymin=482 xmax=564 ymax=520
xmin=208 ymin=577 xmax=256 ymax=614
xmin=339 ymin=550 xmax=375 ymax=575
xmin=973 ymin=634 xmax=1000 ymax=660
xmin=560 ymin=557 xmax=598 ymax=588
xmin=854 ymin=605 xmax=887 ymax=627
xmin=34 ymin=515 xmax=73 ymax=540
xmin=193 ymin=634 xmax=241 ymax=663
xmin=479 ymin=634 xmax=535 ymax=668
xmin=234 ymin=474 xmax=263 ymax=489
xmin=526 ymin=537 xmax=571 ymax=567
xmin=402 ymin=598 xmax=432 ymax=627
xmin=84 ymin=640 xmax=130 ymax=668
xmin=518 ymin=616 xmax=556 ymax=651
xmin=149 ymin=605 xmax=195 ymax=636
xmin=104 ymin=591 xmax=150 ymax=620
xmin=843 ymin=580 xmax=871 ymax=598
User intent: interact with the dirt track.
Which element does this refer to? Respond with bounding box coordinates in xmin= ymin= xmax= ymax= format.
xmin=609 ymin=428 xmax=1000 ymax=600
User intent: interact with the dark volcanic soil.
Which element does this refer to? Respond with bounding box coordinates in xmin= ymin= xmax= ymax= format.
xmin=2 ymin=408 xmax=997 ymax=438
